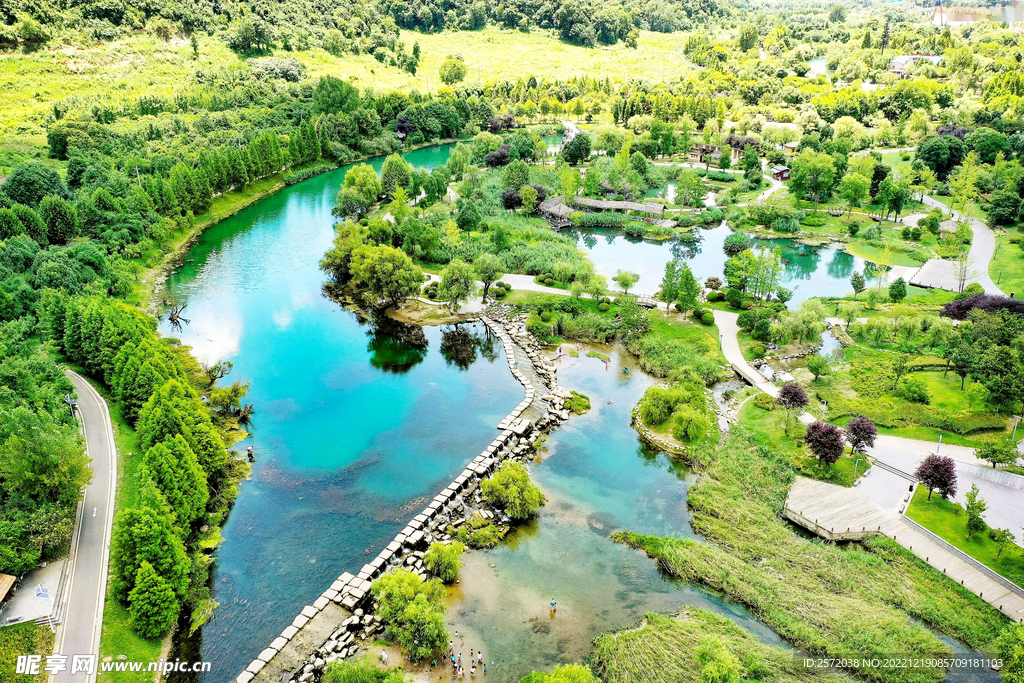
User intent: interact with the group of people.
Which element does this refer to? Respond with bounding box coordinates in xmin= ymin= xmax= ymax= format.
xmin=439 ymin=644 xmax=486 ymax=679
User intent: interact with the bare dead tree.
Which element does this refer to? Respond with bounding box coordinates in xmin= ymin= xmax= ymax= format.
xmin=167 ymin=302 xmax=190 ymax=332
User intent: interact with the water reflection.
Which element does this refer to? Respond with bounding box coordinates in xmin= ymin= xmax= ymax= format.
xmin=570 ymin=224 xmax=867 ymax=306
xmin=366 ymin=316 xmax=429 ymax=374
xmin=440 ymin=324 xmax=490 ymax=370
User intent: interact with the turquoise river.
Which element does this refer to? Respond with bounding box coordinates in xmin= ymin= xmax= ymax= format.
xmin=157 ymin=144 xmax=941 ymax=683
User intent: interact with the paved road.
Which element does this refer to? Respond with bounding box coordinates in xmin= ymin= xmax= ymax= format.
xmin=920 ymin=195 xmax=1004 ymax=295
xmin=53 ymin=371 xmax=117 ymax=683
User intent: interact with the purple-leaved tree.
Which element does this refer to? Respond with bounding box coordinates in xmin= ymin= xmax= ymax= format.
xmin=845 ymin=416 xmax=877 ymax=454
xmin=915 ymin=454 xmax=958 ymax=500
xmin=804 ymin=421 xmax=845 ymax=465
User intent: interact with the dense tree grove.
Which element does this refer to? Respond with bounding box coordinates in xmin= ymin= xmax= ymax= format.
xmin=33 ymin=293 xmax=244 ymax=638
xmin=0 ymin=0 xmax=725 ymax=48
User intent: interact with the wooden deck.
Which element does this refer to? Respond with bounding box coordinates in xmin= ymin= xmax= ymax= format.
xmin=785 ymin=477 xmax=1024 ymax=622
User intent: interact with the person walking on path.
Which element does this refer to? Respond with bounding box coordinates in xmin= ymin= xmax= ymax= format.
xmin=550 ymin=598 xmax=557 ymax=613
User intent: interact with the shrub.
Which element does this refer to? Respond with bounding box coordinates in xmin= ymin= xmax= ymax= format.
xmin=752 ymin=344 xmax=767 ymax=358
xmin=423 ymin=542 xmax=464 ymax=583
xmin=901 ymin=153 xmax=911 ymax=161
xmin=753 ymin=392 xmax=775 ymax=410
xmin=896 ymin=377 xmax=931 ymax=404
xmin=725 ymin=288 xmax=743 ymax=308
xmin=481 ymin=462 xmax=545 ymax=519
xmin=674 ymin=302 xmax=684 ymax=312
xmin=723 ymin=232 xmax=753 ymax=254
xmin=707 ymin=291 xmax=721 ymax=302
xmin=701 ymin=312 xmax=715 ymax=325
xmin=541 ymin=311 xmax=553 ymax=322
xmin=598 ymin=302 xmax=610 ymax=312
xmin=672 ymin=405 xmax=711 ymax=442
xmin=565 ymin=391 xmax=591 ymax=414
xmin=942 ymin=294 xmax=1024 ymax=320
xmin=752 ymin=319 xmax=772 ymax=341
xmin=641 ymin=391 xmax=674 ymax=426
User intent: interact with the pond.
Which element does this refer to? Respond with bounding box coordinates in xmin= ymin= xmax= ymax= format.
xmin=565 ymin=223 xmax=866 ymax=306
xmin=806 ymin=57 xmax=834 ymax=78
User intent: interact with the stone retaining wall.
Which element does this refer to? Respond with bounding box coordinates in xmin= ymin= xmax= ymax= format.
xmin=244 ymin=312 xmax=575 ymax=683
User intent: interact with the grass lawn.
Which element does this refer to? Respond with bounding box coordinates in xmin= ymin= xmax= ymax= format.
xmin=845 ymin=240 xmax=928 ymax=267
xmin=98 ymin=601 xmax=164 ymax=683
xmin=905 ymin=486 xmax=1024 ymax=587
xmin=647 ymin=310 xmax=724 ymax=364
xmin=880 ymin=151 xmax=916 ymax=172
xmin=738 ymin=399 xmax=871 ymax=486
xmin=0 ymin=623 xmax=54 ymax=683
xmin=989 ymin=233 xmax=1024 ymax=298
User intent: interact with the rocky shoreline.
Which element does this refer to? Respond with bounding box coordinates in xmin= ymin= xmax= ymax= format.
xmin=242 ymin=307 xmax=579 ymax=683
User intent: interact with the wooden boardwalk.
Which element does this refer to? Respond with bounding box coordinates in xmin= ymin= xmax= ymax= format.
xmin=785 ymin=477 xmax=1024 ymax=622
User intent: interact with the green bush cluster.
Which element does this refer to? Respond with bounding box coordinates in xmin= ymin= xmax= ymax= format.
xmin=752 ymin=392 xmax=776 ymax=410
xmin=454 ymin=518 xmax=505 ymax=549
xmin=481 ymin=462 xmax=545 ymax=519
xmin=565 ymin=391 xmax=592 ymax=414
xmin=638 ymin=376 xmax=712 ymax=444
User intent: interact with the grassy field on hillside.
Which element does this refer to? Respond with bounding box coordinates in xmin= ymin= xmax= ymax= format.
xmin=0 ymin=27 xmax=692 ymax=164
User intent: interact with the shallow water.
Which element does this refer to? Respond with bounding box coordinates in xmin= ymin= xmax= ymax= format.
xmin=566 ymin=224 xmax=865 ymax=306
xmin=443 ymin=346 xmax=787 ymax=682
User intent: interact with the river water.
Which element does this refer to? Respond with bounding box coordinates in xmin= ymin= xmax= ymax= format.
xmin=160 ymin=144 xmax=878 ymax=682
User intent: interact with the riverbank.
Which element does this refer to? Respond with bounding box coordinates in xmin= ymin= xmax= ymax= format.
xmin=137 ymin=136 xmax=471 ymax=314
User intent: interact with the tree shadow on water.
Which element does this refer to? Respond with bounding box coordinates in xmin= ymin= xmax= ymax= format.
xmin=366 ymin=315 xmax=429 ymax=374
xmin=440 ymin=323 xmax=485 ymax=370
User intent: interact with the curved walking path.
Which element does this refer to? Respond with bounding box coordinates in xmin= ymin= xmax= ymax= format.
xmin=919 ymin=196 xmax=1004 ymax=295
xmin=53 ymin=370 xmax=117 ymax=683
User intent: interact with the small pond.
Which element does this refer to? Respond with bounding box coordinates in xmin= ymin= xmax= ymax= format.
xmin=565 ymin=223 xmax=866 ymax=306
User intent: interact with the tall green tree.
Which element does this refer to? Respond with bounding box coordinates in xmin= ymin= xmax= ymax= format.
xmin=141 ymin=435 xmax=208 ymax=530
xmin=438 ymin=259 xmax=477 ymax=313
xmin=128 ymin=561 xmax=180 ymax=638
xmin=658 ymin=260 xmax=679 ymax=306
xmin=790 ymin=151 xmax=836 ymax=211
xmin=38 ymin=195 xmax=78 ymax=245
xmin=380 ymin=155 xmax=412 ymax=198
xmin=474 ymin=253 xmax=504 ymax=301
xmin=349 ymin=244 xmax=423 ymax=308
